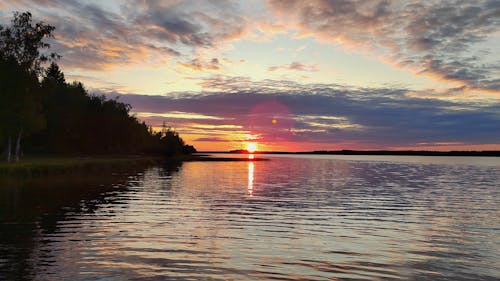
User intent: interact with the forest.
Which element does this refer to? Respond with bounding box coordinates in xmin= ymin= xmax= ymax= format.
xmin=0 ymin=12 xmax=196 ymax=162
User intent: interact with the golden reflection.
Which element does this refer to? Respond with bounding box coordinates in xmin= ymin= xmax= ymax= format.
xmin=248 ymin=154 xmax=255 ymax=160
xmin=248 ymin=162 xmax=254 ymax=196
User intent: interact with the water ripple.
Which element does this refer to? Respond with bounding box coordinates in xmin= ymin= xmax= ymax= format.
xmin=0 ymin=155 xmax=499 ymax=280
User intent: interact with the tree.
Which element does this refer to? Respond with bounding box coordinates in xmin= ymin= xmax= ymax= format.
xmin=0 ymin=11 xmax=58 ymax=162
xmin=45 ymin=62 xmax=65 ymax=84
xmin=0 ymin=57 xmax=45 ymax=161
xmin=0 ymin=11 xmax=58 ymax=75
xmin=1 ymin=11 xmax=196 ymax=159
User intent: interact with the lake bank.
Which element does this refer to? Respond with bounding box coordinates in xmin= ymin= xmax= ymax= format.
xmin=0 ymin=154 xmax=267 ymax=176
xmin=223 ymin=150 xmax=500 ymax=157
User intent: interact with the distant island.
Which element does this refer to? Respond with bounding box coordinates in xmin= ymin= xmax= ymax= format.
xmin=227 ymin=150 xmax=500 ymax=157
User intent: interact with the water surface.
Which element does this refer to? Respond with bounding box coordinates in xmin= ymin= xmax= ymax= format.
xmin=1 ymin=155 xmax=499 ymax=280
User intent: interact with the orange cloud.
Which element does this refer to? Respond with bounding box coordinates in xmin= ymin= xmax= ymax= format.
xmin=267 ymin=0 xmax=500 ymax=94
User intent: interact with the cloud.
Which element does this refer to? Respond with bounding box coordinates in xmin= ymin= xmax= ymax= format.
xmin=193 ymin=137 xmax=232 ymax=142
xmin=1 ymin=0 xmax=249 ymax=70
xmin=267 ymin=0 xmax=500 ymax=92
xmin=111 ymin=78 xmax=500 ymax=149
xmin=2 ymin=0 xmax=499 ymax=151
xmin=178 ymin=57 xmax=221 ymax=71
xmin=268 ymin=61 xmax=318 ymax=72
xmin=135 ymin=111 xmax=227 ymax=120
xmin=3 ymin=0 xmax=498 ymax=96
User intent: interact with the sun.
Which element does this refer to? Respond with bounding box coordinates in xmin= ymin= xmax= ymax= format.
xmin=246 ymin=143 xmax=258 ymax=153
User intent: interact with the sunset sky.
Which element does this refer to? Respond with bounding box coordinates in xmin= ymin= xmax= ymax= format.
xmin=1 ymin=0 xmax=499 ymax=151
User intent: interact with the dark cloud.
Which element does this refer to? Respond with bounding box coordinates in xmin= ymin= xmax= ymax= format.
xmin=268 ymin=0 xmax=500 ymax=92
xmin=178 ymin=57 xmax=221 ymax=71
xmin=121 ymin=0 xmax=248 ymax=47
xmin=112 ymin=80 xmax=500 ymax=148
xmin=3 ymin=0 xmax=498 ymax=92
xmin=1 ymin=0 xmax=247 ymax=70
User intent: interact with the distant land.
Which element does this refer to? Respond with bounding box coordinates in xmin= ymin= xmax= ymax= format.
xmin=220 ymin=150 xmax=500 ymax=157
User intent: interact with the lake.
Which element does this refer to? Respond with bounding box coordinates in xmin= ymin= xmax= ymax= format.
xmin=1 ymin=154 xmax=499 ymax=280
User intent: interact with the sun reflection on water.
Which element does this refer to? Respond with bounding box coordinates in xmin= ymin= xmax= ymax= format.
xmin=248 ymin=162 xmax=254 ymax=196
xmin=2 ymin=156 xmax=499 ymax=280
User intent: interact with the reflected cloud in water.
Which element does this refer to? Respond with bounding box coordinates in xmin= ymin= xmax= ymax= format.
xmin=1 ymin=155 xmax=499 ymax=280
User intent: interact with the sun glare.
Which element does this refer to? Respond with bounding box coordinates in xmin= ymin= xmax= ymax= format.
xmin=246 ymin=143 xmax=257 ymax=153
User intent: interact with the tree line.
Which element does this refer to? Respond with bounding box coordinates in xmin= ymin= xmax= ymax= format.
xmin=0 ymin=12 xmax=195 ymax=162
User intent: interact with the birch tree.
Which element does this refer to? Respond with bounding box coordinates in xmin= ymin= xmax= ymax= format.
xmin=0 ymin=11 xmax=58 ymax=162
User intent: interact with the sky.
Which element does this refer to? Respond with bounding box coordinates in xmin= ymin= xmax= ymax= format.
xmin=1 ymin=0 xmax=499 ymax=151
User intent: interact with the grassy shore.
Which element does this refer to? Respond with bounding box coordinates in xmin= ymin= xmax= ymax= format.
xmin=0 ymin=154 xmax=267 ymax=176
xmin=0 ymin=155 xmax=160 ymax=176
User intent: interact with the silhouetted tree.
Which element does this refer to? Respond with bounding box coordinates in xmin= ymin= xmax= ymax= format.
xmin=0 ymin=11 xmax=57 ymax=161
xmin=1 ymin=11 xmax=196 ymax=159
xmin=0 ymin=57 xmax=45 ymax=161
xmin=45 ymin=62 xmax=65 ymax=84
xmin=0 ymin=11 xmax=58 ymax=75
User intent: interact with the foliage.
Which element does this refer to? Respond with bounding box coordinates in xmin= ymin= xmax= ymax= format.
xmin=0 ymin=11 xmax=58 ymax=75
xmin=0 ymin=11 xmax=196 ymax=160
xmin=0 ymin=57 xmax=45 ymax=138
xmin=23 ymin=62 xmax=195 ymax=156
xmin=0 ymin=11 xmax=57 ymax=161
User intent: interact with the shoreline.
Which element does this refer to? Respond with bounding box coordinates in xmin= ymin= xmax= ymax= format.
xmin=0 ymin=154 xmax=267 ymax=176
xmin=214 ymin=150 xmax=500 ymax=157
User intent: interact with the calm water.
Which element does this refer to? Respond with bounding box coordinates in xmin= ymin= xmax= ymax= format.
xmin=1 ymin=155 xmax=499 ymax=280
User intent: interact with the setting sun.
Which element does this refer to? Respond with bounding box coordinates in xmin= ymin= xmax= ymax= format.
xmin=246 ymin=143 xmax=258 ymax=153
xmin=0 ymin=3 xmax=498 ymax=281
